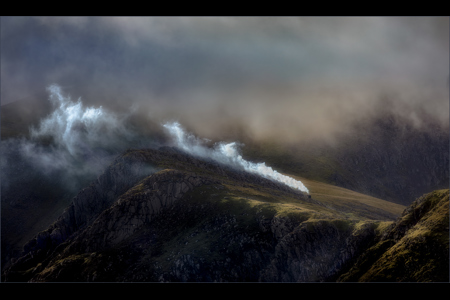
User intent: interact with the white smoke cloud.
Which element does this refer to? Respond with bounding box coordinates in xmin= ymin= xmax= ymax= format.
xmin=1 ymin=84 xmax=147 ymax=195
xmin=163 ymin=121 xmax=310 ymax=194
xmin=30 ymin=84 xmax=137 ymax=157
xmin=2 ymin=85 xmax=310 ymax=198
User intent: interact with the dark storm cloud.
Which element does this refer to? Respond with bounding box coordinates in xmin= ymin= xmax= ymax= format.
xmin=1 ymin=16 xmax=448 ymax=143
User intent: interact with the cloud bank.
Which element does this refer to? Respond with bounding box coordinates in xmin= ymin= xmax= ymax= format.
xmin=2 ymin=17 xmax=448 ymax=144
xmin=2 ymin=84 xmax=310 ymax=197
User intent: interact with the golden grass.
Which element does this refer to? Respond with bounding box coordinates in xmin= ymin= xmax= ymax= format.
xmin=289 ymin=174 xmax=406 ymax=218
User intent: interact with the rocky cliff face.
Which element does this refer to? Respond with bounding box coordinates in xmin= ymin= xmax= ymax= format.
xmin=337 ymin=189 xmax=449 ymax=282
xmin=18 ymin=151 xmax=158 ymax=257
xmin=2 ymin=147 xmax=448 ymax=282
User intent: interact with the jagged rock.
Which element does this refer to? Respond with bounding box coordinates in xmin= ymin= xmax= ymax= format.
xmin=2 ymin=146 xmax=447 ymax=283
xmin=65 ymin=170 xmax=218 ymax=253
xmin=337 ymin=189 xmax=449 ymax=282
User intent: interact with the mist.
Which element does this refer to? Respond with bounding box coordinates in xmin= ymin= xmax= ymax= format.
xmin=0 ymin=85 xmax=144 ymax=196
xmin=30 ymin=84 xmax=139 ymax=156
xmin=1 ymin=17 xmax=448 ymax=147
xmin=2 ymin=82 xmax=311 ymax=196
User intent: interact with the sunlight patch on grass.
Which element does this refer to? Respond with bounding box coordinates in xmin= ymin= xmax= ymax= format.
xmin=288 ymin=174 xmax=405 ymax=218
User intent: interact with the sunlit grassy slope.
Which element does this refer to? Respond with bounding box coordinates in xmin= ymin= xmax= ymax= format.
xmin=291 ymin=175 xmax=405 ymax=220
xmin=135 ymin=147 xmax=405 ymax=222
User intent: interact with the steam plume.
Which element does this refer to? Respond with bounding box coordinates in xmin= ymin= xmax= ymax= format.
xmin=1 ymin=85 xmax=145 ymax=195
xmin=30 ymin=84 xmax=137 ymax=157
xmin=163 ymin=121 xmax=310 ymax=194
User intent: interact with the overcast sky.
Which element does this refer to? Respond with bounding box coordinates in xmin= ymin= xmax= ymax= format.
xmin=1 ymin=16 xmax=448 ymax=142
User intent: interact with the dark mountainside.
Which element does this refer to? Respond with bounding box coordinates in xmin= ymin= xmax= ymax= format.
xmin=331 ymin=114 xmax=448 ymax=205
xmin=1 ymin=146 xmax=448 ymax=282
xmin=1 ymin=97 xmax=449 ymax=282
xmin=242 ymin=109 xmax=449 ymax=206
xmin=0 ymin=97 xmax=166 ymax=270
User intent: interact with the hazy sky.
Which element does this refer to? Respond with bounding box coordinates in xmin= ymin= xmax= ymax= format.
xmin=1 ymin=16 xmax=448 ymax=142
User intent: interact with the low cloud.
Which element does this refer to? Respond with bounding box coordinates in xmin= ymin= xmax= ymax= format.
xmin=1 ymin=17 xmax=448 ymax=145
xmin=1 ymin=85 xmax=155 ymax=196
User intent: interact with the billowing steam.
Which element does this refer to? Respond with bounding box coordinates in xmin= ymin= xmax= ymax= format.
xmin=1 ymin=85 xmax=144 ymax=195
xmin=2 ymin=84 xmax=309 ymax=200
xmin=30 ymin=84 xmax=137 ymax=157
xmin=163 ymin=121 xmax=310 ymax=194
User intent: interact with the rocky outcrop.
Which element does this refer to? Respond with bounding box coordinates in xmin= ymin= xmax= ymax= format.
xmin=258 ymin=219 xmax=378 ymax=282
xmin=2 ymin=146 xmax=310 ymax=282
xmin=1 ymin=159 xmax=374 ymax=282
xmin=4 ymin=150 xmax=158 ymax=277
xmin=337 ymin=189 xmax=449 ymax=282
xmin=121 ymin=208 xmax=383 ymax=283
xmin=63 ymin=170 xmax=218 ymax=254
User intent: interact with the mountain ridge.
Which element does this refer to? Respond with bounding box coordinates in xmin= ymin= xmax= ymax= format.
xmin=1 ymin=101 xmax=448 ymax=282
xmin=3 ymin=147 xmax=446 ymax=282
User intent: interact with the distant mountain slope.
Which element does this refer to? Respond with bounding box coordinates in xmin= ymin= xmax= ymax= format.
xmin=241 ymin=111 xmax=449 ymax=206
xmin=4 ymin=147 xmax=445 ymax=283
